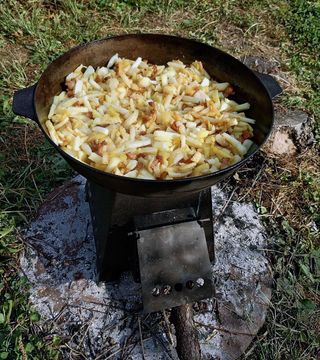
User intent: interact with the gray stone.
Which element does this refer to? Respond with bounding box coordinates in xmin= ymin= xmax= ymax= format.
xmin=266 ymin=130 xmax=296 ymax=155
xmin=20 ymin=177 xmax=272 ymax=360
xmin=265 ymin=109 xmax=315 ymax=155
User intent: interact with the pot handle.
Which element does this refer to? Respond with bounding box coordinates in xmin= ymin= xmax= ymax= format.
xmin=12 ymin=84 xmax=38 ymax=121
xmin=253 ymin=71 xmax=282 ymax=99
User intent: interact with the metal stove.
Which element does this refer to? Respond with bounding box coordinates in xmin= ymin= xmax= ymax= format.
xmin=86 ymin=181 xmax=215 ymax=313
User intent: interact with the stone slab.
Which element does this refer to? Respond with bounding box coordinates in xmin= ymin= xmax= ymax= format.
xmin=20 ymin=177 xmax=272 ymax=360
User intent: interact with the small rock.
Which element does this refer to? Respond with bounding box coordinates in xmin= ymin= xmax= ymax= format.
xmin=241 ymin=55 xmax=280 ymax=74
xmin=267 ymin=131 xmax=296 ymax=155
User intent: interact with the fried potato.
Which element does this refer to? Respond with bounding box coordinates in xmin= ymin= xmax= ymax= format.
xmin=46 ymin=56 xmax=255 ymax=179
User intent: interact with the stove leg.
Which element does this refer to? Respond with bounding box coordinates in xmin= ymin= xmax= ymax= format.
xmin=86 ymin=181 xmax=115 ymax=282
xmin=198 ymin=187 xmax=218 ymax=319
xmin=197 ymin=188 xmax=215 ymax=263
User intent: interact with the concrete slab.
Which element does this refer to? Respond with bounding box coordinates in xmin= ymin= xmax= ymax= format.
xmin=20 ymin=177 xmax=272 ymax=360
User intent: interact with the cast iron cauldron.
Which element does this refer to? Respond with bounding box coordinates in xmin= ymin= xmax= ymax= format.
xmin=13 ymin=34 xmax=281 ymax=197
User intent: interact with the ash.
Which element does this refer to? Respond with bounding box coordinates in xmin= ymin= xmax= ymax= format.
xmin=20 ymin=177 xmax=272 ymax=360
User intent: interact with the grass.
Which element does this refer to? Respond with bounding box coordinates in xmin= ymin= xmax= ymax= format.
xmin=0 ymin=214 xmax=61 ymax=360
xmin=278 ymin=0 xmax=320 ymax=141
xmin=0 ymin=0 xmax=319 ymax=359
xmin=237 ymin=150 xmax=320 ymax=359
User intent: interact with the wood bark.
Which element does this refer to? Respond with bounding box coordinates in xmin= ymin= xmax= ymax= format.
xmin=171 ymin=304 xmax=201 ymax=360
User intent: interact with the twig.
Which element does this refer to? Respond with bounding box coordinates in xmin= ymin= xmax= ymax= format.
xmin=138 ymin=317 xmax=146 ymax=360
xmin=243 ymin=22 xmax=259 ymax=36
xmin=162 ymin=310 xmax=174 ymax=346
xmin=67 ymin=303 xmax=110 ymax=314
xmin=48 ymin=303 xmax=68 ymax=325
xmin=18 ymin=337 xmax=27 ymax=360
xmin=196 ymin=19 xmax=218 ymax=32
xmin=120 ymin=321 xmax=139 ymax=359
xmin=214 ymin=186 xmax=238 ymax=226
xmin=84 ymin=330 xmax=96 ymax=359
xmin=94 ymin=343 xmax=119 ymax=360
xmin=77 ymin=319 xmax=93 ymax=351
xmin=101 ymin=316 xmax=130 ymax=333
xmin=105 ymin=346 xmax=123 ymax=359
xmin=218 ymin=177 xmax=232 ymax=193
xmin=120 ymin=337 xmax=128 ymax=359
xmin=271 ymin=197 xmax=284 ymax=216
xmin=121 ymin=341 xmax=138 ymax=360
xmin=141 ymin=319 xmax=175 ymax=360
xmin=103 ymin=337 xmax=149 ymax=360
xmin=62 ymin=343 xmax=89 ymax=359
xmin=204 ymin=328 xmax=218 ymax=342
xmin=194 ymin=321 xmax=255 ymax=337
xmin=238 ymin=163 xmax=266 ymax=202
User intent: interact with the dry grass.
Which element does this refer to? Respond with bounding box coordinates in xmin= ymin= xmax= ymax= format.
xmin=239 ymin=149 xmax=319 ymax=228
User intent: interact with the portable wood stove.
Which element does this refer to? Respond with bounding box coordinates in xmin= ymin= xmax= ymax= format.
xmin=86 ymin=181 xmax=215 ymax=313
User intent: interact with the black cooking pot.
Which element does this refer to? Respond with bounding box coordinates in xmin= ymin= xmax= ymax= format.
xmin=12 ymin=34 xmax=281 ymax=197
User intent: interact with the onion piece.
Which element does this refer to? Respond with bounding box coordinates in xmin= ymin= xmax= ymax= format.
xmin=107 ymin=53 xmax=119 ymax=68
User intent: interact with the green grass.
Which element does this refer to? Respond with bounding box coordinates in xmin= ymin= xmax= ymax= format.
xmin=238 ymin=152 xmax=320 ymax=359
xmin=0 ymin=0 xmax=319 ymax=359
xmin=278 ymin=0 xmax=320 ymax=141
xmin=0 ymin=214 xmax=61 ymax=359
